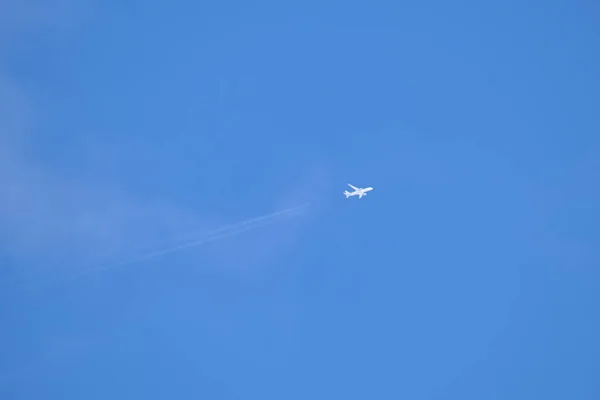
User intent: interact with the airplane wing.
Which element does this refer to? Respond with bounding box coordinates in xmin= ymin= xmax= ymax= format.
xmin=348 ymin=184 xmax=359 ymax=191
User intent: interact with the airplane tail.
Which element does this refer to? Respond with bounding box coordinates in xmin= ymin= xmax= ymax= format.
xmin=344 ymin=190 xmax=350 ymax=198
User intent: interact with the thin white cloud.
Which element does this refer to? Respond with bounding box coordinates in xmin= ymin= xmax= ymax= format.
xmin=0 ymin=1 xmax=321 ymax=393
xmin=0 ymin=1 xmax=323 ymax=285
xmin=0 ymin=81 xmax=324 ymax=279
xmin=0 ymin=119 xmax=203 ymax=267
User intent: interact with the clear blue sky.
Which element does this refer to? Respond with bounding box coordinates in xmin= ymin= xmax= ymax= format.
xmin=1 ymin=0 xmax=599 ymax=399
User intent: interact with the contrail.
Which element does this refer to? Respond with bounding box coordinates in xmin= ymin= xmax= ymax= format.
xmin=6 ymin=203 xmax=311 ymax=293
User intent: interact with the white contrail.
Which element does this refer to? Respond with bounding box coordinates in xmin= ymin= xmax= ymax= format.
xmin=7 ymin=203 xmax=311 ymax=293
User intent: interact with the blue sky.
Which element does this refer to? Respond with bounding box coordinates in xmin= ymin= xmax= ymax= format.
xmin=1 ymin=0 xmax=599 ymax=398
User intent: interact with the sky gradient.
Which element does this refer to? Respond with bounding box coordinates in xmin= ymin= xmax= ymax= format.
xmin=1 ymin=0 xmax=599 ymax=399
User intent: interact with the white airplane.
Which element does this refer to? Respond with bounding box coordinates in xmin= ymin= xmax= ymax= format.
xmin=344 ymin=184 xmax=373 ymax=199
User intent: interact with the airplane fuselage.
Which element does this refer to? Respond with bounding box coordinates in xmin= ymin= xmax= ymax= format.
xmin=344 ymin=185 xmax=373 ymax=199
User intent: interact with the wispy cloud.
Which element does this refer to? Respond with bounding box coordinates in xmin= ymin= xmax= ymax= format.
xmin=0 ymin=97 xmax=206 ymax=272
xmin=0 ymin=0 xmax=323 ymax=284
xmin=0 ymin=1 xmax=321 ymax=393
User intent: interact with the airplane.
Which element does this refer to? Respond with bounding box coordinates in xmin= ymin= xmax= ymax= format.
xmin=344 ymin=184 xmax=373 ymax=199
